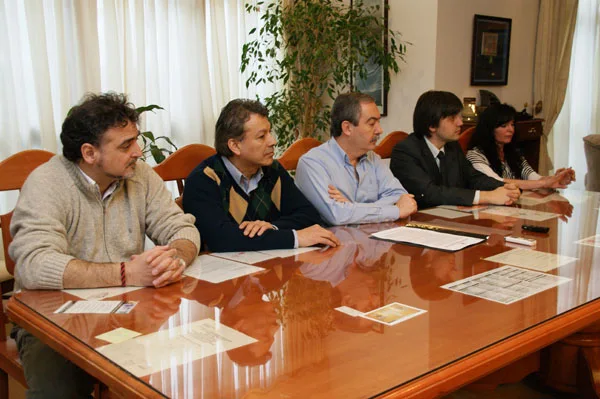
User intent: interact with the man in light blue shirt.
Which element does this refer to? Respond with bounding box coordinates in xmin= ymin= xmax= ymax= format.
xmin=295 ymin=92 xmax=417 ymax=225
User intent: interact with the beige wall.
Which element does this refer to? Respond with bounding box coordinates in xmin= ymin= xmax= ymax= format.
xmin=435 ymin=0 xmax=539 ymax=112
xmin=380 ymin=0 xmax=438 ymax=134
xmin=381 ymin=0 xmax=539 ymax=135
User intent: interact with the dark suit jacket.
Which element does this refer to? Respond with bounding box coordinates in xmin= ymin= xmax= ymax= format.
xmin=390 ymin=133 xmax=504 ymax=208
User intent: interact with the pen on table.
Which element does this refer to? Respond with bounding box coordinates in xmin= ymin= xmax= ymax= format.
xmin=55 ymin=300 xmax=76 ymax=314
xmin=111 ymin=300 xmax=125 ymax=314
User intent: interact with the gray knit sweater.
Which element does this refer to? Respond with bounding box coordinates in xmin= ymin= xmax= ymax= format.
xmin=9 ymin=155 xmax=200 ymax=290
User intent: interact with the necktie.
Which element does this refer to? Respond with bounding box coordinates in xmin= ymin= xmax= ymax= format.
xmin=437 ymin=151 xmax=445 ymax=184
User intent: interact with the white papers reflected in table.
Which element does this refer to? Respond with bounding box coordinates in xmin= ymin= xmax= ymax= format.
xmin=484 ymin=248 xmax=578 ymax=272
xmin=419 ymin=207 xmax=469 ymax=219
xmin=97 ymin=319 xmax=257 ymax=377
xmin=443 ymin=265 xmax=571 ymax=305
xmin=63 ymin=286 xmax=142 ymax=301
xmin=481 ymin=206 xmax=559 ymax=222
xmin=371 ymin=226 xmax=484 ymax=252
xmin=576 ymin=234 xmax=600 ymax=248
xmin=184 ymin=254 xmax=264 ymax=283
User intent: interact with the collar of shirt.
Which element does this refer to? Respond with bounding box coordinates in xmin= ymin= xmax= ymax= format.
xmin=77 ymin=167 xmax=118 ymax=201
xmin=425 ymin=136 xmax=445 ymax=168
xmin=221 ymin=156 xmax=264 ymax=195
xmin=328 ymin=138 xmax=367 ymax=167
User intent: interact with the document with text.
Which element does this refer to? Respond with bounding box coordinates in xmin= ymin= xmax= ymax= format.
xmin=97 ymin=319 xmax=257 ymax=377
xmin=518 ymin=192 xmax=569 ymax=206
xmin=211 ymin=247 xmax=319 ymax=265
xmin=54 ymin=300 xmax=136 ymax=314
xmin=419 ymin=207 xmax=469 ymax=219
xmin=484 ymin=248 xmax=578 ymax=272
xmin=184 ymin=254 xmax=264 ymax=283
xmin=481 ymin=206 xmax=559 ymax=222
xmin=371 ymin=226 xmax=485 ymax=252
xmin=442 ymin=265 xmax=571 ymax=305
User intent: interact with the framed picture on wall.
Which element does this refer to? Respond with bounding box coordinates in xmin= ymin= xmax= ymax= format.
xmin=351 ymin=0 xmax=389 ymax=116
xmin=470 ymin=14 xmax=512 ymax=86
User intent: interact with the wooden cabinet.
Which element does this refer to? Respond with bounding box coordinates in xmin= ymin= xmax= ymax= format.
xmin=461 ymin=119 xmax=543 ymax=170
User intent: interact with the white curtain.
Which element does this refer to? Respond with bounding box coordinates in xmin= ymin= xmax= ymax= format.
xmin=0 ymin=0 xmax=276 ymax=215
xmin=551 ymin=0 xmax=600 ymax=190
xmin=0 ymin=0 xmax=271 ymax=160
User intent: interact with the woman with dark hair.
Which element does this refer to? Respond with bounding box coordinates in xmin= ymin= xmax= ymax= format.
xmin=467 ymin=103 xmax=575 ymax=190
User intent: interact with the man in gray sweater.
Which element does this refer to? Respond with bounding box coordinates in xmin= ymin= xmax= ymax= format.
xmin=9 ymin=92 xmax=200 ymax=398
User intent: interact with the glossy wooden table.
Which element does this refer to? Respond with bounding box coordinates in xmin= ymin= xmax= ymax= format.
xmin=7 ymin=189 xmax=600 ymax=398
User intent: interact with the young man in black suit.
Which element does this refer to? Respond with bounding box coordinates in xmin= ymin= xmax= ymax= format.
xmin=390 ymin=90 xmax=520 ymax=208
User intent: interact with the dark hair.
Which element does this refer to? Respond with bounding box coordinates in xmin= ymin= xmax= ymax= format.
xmin=469 ymin=103 xmax=522 ymax=177
xmin=61 ymin=92 xmax=139 ymax=162
xmin=214 ymin=99 xmax=269 ymax=157
xmin=413 ymin=91 xmax=463 ymax=137
xmin=330 ymin=92 xmax=376 ymax=137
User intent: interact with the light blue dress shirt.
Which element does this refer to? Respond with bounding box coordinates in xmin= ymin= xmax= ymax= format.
xmin=295 ymin=138 xmax=407 ymax=225
xmin=222 ymin=156 xmax=298 ymax=247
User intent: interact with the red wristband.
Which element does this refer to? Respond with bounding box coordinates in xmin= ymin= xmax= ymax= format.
xmin=120 ymin=262 xmax=126 ymax=287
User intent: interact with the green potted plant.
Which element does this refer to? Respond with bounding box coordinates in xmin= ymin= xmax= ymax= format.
xmin=241 ymin=0 xmax=408 ymax=153
xmin=136 ymin=105 xmax=177 ymax=164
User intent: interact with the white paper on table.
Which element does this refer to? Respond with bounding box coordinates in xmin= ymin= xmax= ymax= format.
xmin=419 ymin=207 xmax=469 ymax=219
xmin=54 ymin=300 xmax=124 ymax=314
xmin=97 ymin=319 xmax=257 ymax=377
xmin=184 ymin=254 xmax=264 ymax=283
xmin=371 ymin=226 xmax=484 ymax=252
xmin=442 ymin=265 xmax=571 ymax=305
xmin=484 ymin=248 xmax=578 ymax=272
xmin=359 ymin=302 xmax=427 ymax=326
xmin=96 ymin=327 xmax=142 ymax=344
xmin=259 ymin=247 xmax=319 ymax=258
xmin=63 ymin=286 xmax=141 ymax=301
xmin=210 ymin=251 xmax=276 ymax=264
xmin=210 ymin=247 xmax=320 ymax=265
xmin=576 ymin=234 xmax=600 ymax=248
xmin=335 ymin=306 xmax=364 ymax=317
xmin=438 ymin=205 xmax=489 ymax=213
xmin=518 ymin=192 xmax=570 ymax=206
xmin=481 ymin=206 xmax=559 ymax=222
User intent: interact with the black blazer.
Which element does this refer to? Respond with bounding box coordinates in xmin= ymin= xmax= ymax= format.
xmin=390 ymin=133 xmax=504 ymax=208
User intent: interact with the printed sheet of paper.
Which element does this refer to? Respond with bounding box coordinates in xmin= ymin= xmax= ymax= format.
xmin=484 ymin=248 xmax=578 ymax=272
xmin=210 ymin=251 xmax=276 ymax=264
xmin=576 ymin=234 xmax=600 ymax=248
xmin=55 ymin=300 xmax=124 ymax=314
xmin=439 ymin=205 xmax=489 ymax=213
xmin=518 ymin=192 xmax=569 ymax=206
xmin=335 ymin=306 xmax=365 ymax=317
xmin=371 ymin=226 xmax=484 ymax=252
xmin=96 ymin=327 xmax=141 ymax=344
xmin=360 ymin=302 xmax=426 ymax=326
xmin=419 ymin=207 xmax=469 ymax=219
xmin=63 ymin=286 xmax=141 ymax=301
xmin=442 ymin=265 xmax=571 ymax=305
xmin=97 ymin=319 xmax=257 ymax=377
xmin=260 ymin=247 xmax=319 ymax=258
xmin=481 ymin=206 xmax=559 ymax=222
xmin=212 ymin=247 xmax=320 ymax=264
xmin=184 ymin=254 xmax=264 ymax=283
